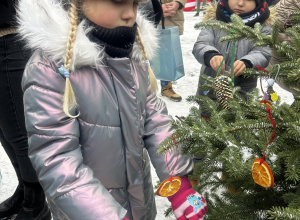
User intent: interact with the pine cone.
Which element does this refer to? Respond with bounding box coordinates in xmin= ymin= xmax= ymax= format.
xmin=214 ymin=75 xmax=233 ymax=109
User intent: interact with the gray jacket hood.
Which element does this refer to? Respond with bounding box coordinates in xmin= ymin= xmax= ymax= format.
xmin=17 ymin=0 xmax=159 ymax=71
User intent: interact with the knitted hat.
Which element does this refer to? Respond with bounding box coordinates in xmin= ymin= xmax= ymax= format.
xmin=255 ymin=0 xmax=264 ymax=6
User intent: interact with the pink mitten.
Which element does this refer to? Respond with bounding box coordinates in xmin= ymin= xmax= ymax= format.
xmin=168 ymin=177 xmax=207 ymax=220
xmin=124 ymin=218 xmax=129 ymax=220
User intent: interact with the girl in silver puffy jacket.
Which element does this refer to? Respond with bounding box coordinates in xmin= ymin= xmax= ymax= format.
xmin=17 ymin=0 xmax=207 ymax=219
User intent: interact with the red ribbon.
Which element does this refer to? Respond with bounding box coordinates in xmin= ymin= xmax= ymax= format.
xmin=257 ymin=65 xmax=269 ymax=95
xmin=255 ymin=65 xmax=269 ymax=73
xmin=260 ymin=106 xmax=276 ymax=163
xmin=266 ymin=106 xmax=276 ymax=144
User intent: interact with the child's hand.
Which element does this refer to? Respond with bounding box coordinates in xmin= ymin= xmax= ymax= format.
xmin=229 ymin=60 xmax=246 ymax=77
xmin=210 ymin=55 xmax=225 ymax=73
xmin=168 ymin=177 xmax=207 ymax=220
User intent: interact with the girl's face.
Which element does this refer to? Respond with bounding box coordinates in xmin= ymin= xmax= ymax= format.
xmin=228 ymin=0 xmax=256 ymax=14
xmin=82 ymin=0 xmax=138 ymax=28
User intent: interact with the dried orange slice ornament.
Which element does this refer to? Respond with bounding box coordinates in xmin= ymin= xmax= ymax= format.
xmin=252 ymin=158 xmax=274 ymax=188
xmin=259 ymin=100 xmax=273 ymax=110
xmin=156 ymin=176 xmax=182 ymax=197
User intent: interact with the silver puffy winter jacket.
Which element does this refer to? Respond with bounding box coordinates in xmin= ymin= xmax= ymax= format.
xmin=18 ymin=0 xmax=193 ymax=219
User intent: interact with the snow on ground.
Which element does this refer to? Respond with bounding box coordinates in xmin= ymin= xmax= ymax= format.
xmin=0 ymin=11 xmax=294 ymax=220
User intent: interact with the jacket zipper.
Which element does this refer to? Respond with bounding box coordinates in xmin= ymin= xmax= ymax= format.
xmin=106 ymin=66 xmax=132 ymax=212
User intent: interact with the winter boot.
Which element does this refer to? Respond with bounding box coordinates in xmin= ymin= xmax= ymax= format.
xmin=0 ymin=184 xmax=24 ymax=218
xmin=161 ymin=82 xmax=182 ymax=102
xmin=15 ymin=181 xmax=51 ymax=220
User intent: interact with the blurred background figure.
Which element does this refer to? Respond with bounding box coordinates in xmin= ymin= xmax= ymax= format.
xmin=194 ymin=0 xmax=207 ymax=16
xmin=158 ymin=0 xmax=186 ymax=102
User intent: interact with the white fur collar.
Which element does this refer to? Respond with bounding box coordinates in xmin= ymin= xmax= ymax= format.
xmin=17 ymin=0 xmax=159 ymax=70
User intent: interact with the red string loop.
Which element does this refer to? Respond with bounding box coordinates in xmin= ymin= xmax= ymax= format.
xmin=261 ymin=106 xmax=277 ymax=160
xmin=260 ymin=155 xmax=266 ymax=164
xmin=258 ymin=72 xmax=277 ymax=161
xmin=266 ymin=106 xmax=276 ymax=144
xmin=255 ymin=65 xmax=269 ymax=73
xmin=256 ymin=65 xmax=269 ymax=94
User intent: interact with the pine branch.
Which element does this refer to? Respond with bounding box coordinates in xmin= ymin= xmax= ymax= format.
xmin=268 ymin=207 xmax=300 ymax=220
xmin=211 ymin=208 xmax=261 ymax=220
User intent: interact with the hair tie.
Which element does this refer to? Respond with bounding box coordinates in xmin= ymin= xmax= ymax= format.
xmin=59 ymin=65 xmax=70 ymax=78
xmin=144 ymin=60 xmax=151 ymax=67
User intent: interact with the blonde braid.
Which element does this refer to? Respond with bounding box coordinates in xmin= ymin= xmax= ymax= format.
xmin=62 ymin=2 xmax=80 ymax=118
xmin=136 ymin=27 xmax=158 ymax=93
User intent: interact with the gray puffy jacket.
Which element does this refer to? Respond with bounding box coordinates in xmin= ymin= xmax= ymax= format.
xmin=18 ymin=0 xmax=193 ymax=219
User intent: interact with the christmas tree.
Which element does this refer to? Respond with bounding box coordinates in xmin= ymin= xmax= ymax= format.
xmin=158 ymin=12 xmax=300 ymax=219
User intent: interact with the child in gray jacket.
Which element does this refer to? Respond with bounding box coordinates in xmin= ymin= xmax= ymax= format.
xmin=193 ymin=0 xmax=274 ymax=99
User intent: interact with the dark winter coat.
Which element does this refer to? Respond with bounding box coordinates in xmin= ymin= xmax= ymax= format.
xmin=0 ymin=0 xmax=17 ymax=28
xmin=139 ymin=0 xmax=163 ymax=26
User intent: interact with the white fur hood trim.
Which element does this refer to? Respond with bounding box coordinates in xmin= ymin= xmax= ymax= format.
xmin=17 ymin=0 xmax=159 ymax=70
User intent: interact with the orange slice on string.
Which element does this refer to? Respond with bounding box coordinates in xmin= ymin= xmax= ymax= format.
xmin=156 ymin=176 xmax=182 ymax=197
xmin=259 ymin=100 xmax=273 ymax=110
xmin=252 ymin=158 xmax=274 ymax=188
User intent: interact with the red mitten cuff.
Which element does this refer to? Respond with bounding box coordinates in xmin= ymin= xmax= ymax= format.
xmin=168 ymin=177 xmax=207 ymax=220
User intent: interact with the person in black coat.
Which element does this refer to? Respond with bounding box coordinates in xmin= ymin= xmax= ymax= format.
xmin=0 ymin=1 xmax=50 ymax=219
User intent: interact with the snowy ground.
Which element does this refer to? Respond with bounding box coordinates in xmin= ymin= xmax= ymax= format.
xmin=0 ymin=12 xmax=294 ymax=219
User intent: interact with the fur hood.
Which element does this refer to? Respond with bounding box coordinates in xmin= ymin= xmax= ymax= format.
xmin=17 ymin=0 xmax=159 ymax=70
xmin=203 ymin=2 xmax=276 ymax=25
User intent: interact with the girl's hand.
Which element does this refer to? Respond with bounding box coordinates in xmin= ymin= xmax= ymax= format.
xmin=230 ymin=60 xmax=246 ymax=77
xmin=168 ymin=177 xmax=207 ymax=220
xmin=210 ymin=55 xmax=225 ymax=73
